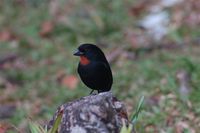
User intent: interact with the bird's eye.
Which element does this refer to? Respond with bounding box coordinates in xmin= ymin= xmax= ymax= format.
xmin=83 ymin=48 xmax=89 ymax=52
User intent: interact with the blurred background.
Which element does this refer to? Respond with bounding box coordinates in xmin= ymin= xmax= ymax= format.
xmin=0 ymin=0 xmax=200 ymax=132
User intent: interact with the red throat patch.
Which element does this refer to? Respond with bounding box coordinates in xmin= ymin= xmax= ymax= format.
xmin=80 ymin=56 xmax=90 ymax=65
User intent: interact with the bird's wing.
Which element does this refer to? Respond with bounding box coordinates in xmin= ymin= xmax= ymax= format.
xmin=95 ymin=61 xmax=113 ymax=82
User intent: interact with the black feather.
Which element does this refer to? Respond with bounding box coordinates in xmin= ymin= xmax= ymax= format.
xmin=75 ymin=43 xmax=113 ymax=93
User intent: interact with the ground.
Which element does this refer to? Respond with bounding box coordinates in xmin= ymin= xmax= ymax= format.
xmin=0 ymin=0 xmax=200 ymax=132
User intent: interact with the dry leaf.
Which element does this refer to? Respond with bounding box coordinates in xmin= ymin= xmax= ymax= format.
xmin=39 ymin=21 xmax=54 ymax=37
xmin=0 ymin=123 xmax=9 ymax=133
xmin=61 ymin=75 xmax=79 ymax=90
xmin=175 ymin=121 xmax=191 ymax=133
xmin=129 ymin=0 xmax=149 ymax=17
xmin=0 ymin=30 xmax=13 ymax=41
xmin=145 ymin=124 xmax=158 ymax=133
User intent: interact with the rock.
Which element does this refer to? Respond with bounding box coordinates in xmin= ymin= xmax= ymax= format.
xmin=0 ymin=104 xmax=16 ymax=119
xmin=47 ymin=92 xmax=134 ymax=133
xmin=176 ymin=70 xmax=191 ymax=101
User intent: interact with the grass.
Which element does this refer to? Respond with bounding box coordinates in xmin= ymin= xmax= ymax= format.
xmin=0 ymin=0 xmax=200 ymax=132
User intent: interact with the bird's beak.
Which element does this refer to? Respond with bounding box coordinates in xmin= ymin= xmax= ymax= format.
xmin=73 ymin=49 xmax=84 ymax=56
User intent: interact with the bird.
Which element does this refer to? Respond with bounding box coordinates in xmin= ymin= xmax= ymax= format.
xmin=74 ymin=43 xmax=113 ymax=94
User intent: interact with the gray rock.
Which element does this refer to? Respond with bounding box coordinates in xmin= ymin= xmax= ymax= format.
xmin=47 ymin=92 xmax=134 ymax=133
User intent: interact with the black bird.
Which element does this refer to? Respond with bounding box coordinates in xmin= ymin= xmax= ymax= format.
xmin=74 ymin=43 xmax=113 ymax=94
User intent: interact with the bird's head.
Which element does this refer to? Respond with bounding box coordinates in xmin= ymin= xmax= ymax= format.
xmin=74 ymin=43 xmax=107 ymax=65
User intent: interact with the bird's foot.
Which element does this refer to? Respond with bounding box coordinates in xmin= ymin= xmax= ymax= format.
xmin=90 ymin=90 xmax=94 ymax=94
xmin=90 ymin=90 xmax=98 ymax=95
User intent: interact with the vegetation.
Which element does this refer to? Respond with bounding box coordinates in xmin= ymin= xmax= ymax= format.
xmin=0 ymin=0 xmax=200 ymax=132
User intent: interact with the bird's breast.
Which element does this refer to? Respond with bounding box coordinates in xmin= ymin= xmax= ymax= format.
xmin=78 ymin=62 xmax=94 ymax=76
xmin=80 ymin=56 xmax=90 ymax=65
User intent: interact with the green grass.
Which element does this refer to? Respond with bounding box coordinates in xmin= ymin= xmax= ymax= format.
xmin=0 ymin=0 xmax=200 ymax=132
